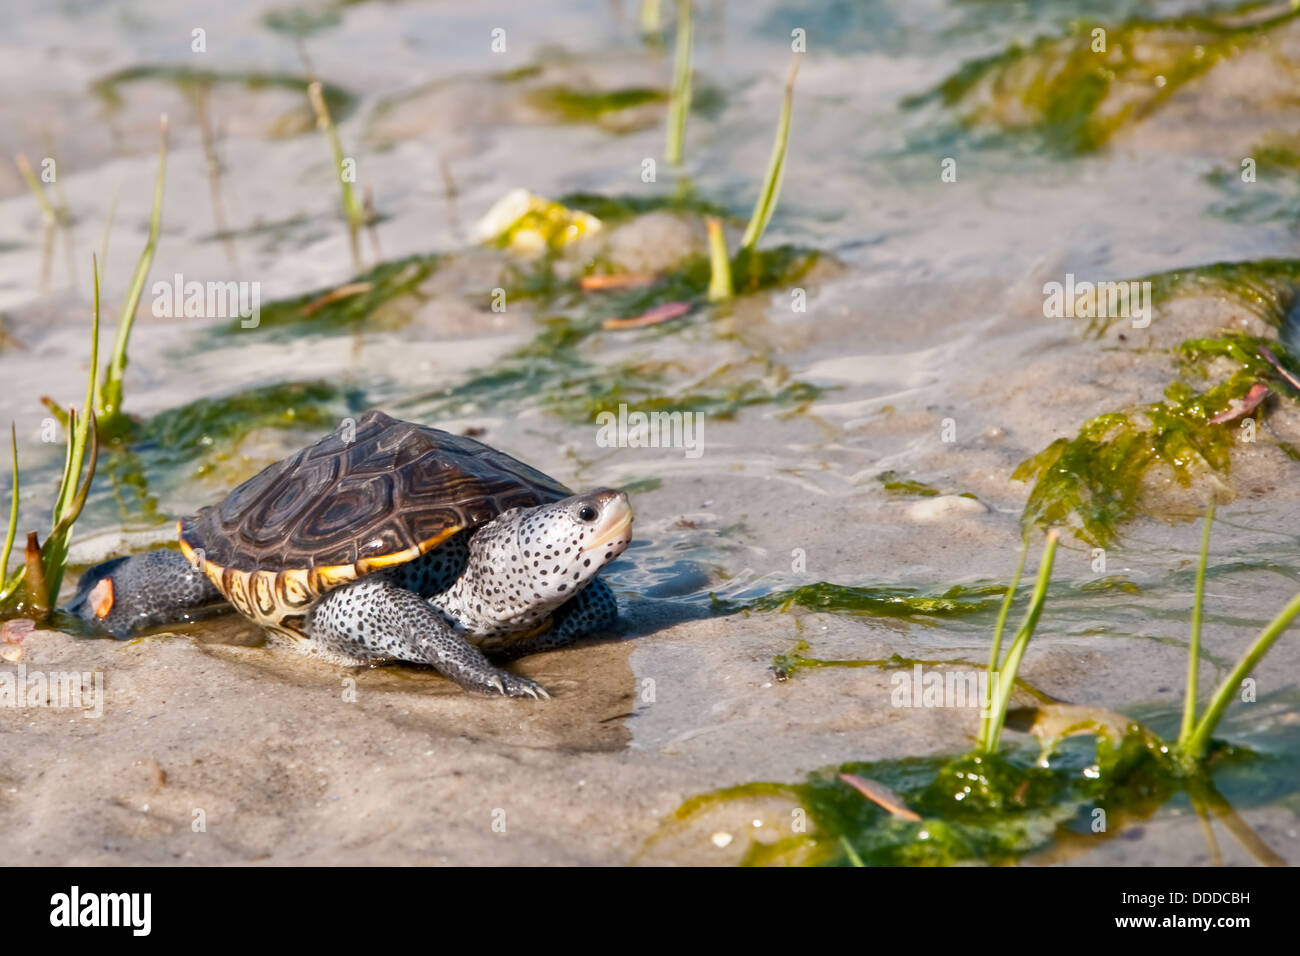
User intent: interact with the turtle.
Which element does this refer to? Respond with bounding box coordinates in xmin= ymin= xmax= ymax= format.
xmin=68 ymin=410 xmax=634 ymax=698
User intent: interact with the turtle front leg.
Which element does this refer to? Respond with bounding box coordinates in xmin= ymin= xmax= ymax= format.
xmin=68 ymin=549 xmax=227 ymax=638
xmin=307 ymin=577 xmax=550 ymax=699
xmin=493 ymin=576 xmax=619 ymax=661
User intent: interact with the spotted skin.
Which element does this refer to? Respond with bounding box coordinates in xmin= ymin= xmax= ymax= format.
xmin=67 ymin=548 xmax=225 ymax=639
xmin=69 ymin=490 xmax=632 ymax=698
xmin=309 ymin=491 xmax=631 ymax=696
xmin=306 ymin=574 xmax=550 ymax=698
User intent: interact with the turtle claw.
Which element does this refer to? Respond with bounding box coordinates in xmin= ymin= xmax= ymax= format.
xmin=487 ymin=671 xmax=550 ymax=699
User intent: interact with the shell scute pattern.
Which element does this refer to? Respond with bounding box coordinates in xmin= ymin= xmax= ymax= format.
xmin=179 ymin=410 xmax=572 ymax=634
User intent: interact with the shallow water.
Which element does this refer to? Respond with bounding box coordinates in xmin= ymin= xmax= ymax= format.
xmin=2 ymin=0 xmax=1300 ymax=865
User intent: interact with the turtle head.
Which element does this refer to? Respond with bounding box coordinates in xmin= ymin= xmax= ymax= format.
xmin=459 ymin=489 xmax=632 ymax=628
xmin=513 ymin=488 xmax=632 ymax=603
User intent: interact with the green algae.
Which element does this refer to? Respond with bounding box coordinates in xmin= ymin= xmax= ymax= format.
xmin=526 ymin=85 xmax=666 ymax=122
xmin=770 ymin=643 xmax=1057 ymax=703
xmin=915 ymin=1 xmax=1300 ymax=155
xmin=1135 ymin=257 xmax=1300 ymax=330
xmin=420 ymin=327 xmax=824 ymax=424
xmin=263 ymin=5 xmax=344 ymax=37
xmin=660 ymin=712 xmax=1297 ymax=866
xmin=556 ymin=190 xmax=729 ymax=224
xmin=228 ymin=253 xmax=440 ymax=336
xmin=592 ymin=246 xmax=819 ymax=319
xmin=1015 ymin=332 xmax=1300 ymax=546
xmin=876 ymin=469 xmax=979 ymax=500
xmin=664 ymin=518 xmax=1300 ymax=865
xmin=92 ymin=66 xmax=357 ymax=132
xmin=502 ymin=244 xmax=818 ymax=322
xmin=746 ymin=581 xmax=1005 ymax=621
xmin=1207 ymin=134 xmax=1300 ymax=227
xmin=137 ymin=381 xmax=363 ymax=470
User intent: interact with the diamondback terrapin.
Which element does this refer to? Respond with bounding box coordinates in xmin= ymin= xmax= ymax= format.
xmin=70 ymin=410 xmax=633 ymax=698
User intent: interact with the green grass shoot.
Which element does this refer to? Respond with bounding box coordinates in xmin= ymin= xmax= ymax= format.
xmin=14 ymin=154 xmax=65 ymax=226
xmin=977 ymin=530 xmax=1059 ymax=754
xmin=38 ymin=258 xmax=102 ymax=610
xmin=0 ymin=425 xmax=21 ymax=605
xmin=665 ymin=0 xmax=692 ymax=166
xmin=980 ymin=535 xmax=1030 ymax=747
xmin=1 ymin=258 xmax=101 ymax=615
xmin=98 ymin=114 xmax=167 ymax=425
xmin=1180 ymin=501 xmax=1214 ymax=743
xmin=640 ymin=0 xmax=662 ymax=37
xmin=740 ymin=53 xmax=799 ymax=253
xmin=308 ymin=80 xmax=366 ymax=264
xmin=1173 ymin=506 xmax=1300 ymax=766
xmin=706 ymin=216 xmax=732 ymax=301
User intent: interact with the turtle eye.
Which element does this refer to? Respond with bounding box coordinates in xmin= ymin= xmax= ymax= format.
xmin=577 ymin=505 xmax=599 ymax=523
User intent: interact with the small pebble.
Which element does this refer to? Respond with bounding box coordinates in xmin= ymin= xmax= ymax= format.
xmin=907 ymin=495 xmax=987 ymax=521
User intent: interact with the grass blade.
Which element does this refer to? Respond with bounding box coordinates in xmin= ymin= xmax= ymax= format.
xmin=640 ymin=0 xmax=662 ymax=36
xmin=1181 ymin=589 xmax=1300 ymax=763
xmin=665 ymin=0 xmax=693 ymax=166
xmin=1180 ymin=503 xmax=1214 ymax=743
xmin=14 ymin=154 xmax=59 ymax=226
xmin=979 ymin=535 xmax=1030 ymax=747
xmin=0 ymin=424 xmax=20 ymax=604
xmin=740 ymin=54 xmax=800 ymax=253
xmin=980 ymin=530 xmax=1059 ymax=754
xmin=99 ymin=115 xmax=167 ymax=421
xmin=40 ymin=259 xmax=102 ymax=608
xmin=706 ymin=216 xmax=732 ymax=301
xmin=308 ymin=80 xmax=366 ymax=264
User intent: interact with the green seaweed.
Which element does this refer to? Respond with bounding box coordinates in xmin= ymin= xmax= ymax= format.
xmin=875 ymin=469 xmax=980 ymax=500
xmin=1014 ymin=333 xmax=1300 ymax=546
xmin=745 ymin=581 xmax=1005 ymax=621
xmin=1206 ymin=135 xmax=1300 ymax=227
xmin=528 ymin=85 xmax=666 ymax=122
xmin=92 ymin=66 xmax=356 ymax=131
xmin=914 ymin=1 xmax=1300 ymax=155
xmin=557 ymin=190 xmax=729 ymax=224
xmin=1130 ymin=257 xmax=1300 ymax=332
xmin=420 ymin=327 xmax=824 ymax=425
xmin=136 ymin=380 xmax=364 ymax=474
xmin=263 ymin=5 xmax=343 ymax=37
xmin=229 ymin=253 xmax=440 ymax=336
xmin=769 ymin=644 xmax=1057 ymax=704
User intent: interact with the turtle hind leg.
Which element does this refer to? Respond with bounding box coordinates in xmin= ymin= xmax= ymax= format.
xmin=307 ymin=576 xmax=550 ymax=699
xmin=494 ymin=576 xmax=619 ymax=661
xmin=67 ymin=548 xmax=227 ymax=638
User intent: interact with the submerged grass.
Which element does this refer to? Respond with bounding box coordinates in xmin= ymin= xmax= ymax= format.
xmin=913 ymin=0 xmax=1300 ymax=154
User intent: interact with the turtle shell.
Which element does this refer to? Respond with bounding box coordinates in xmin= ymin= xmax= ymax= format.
xmin=178 ymin=410 xmax=571 ymax=636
